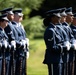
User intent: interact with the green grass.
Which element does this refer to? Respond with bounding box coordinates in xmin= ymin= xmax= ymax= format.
xmin=27 ymin=39 xmax=48 ymax=75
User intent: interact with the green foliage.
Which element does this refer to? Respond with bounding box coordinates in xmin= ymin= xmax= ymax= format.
xmin=22 ymin=16 xmax=44 ymax=39
xmin=0 ymin=0 xmax=11 ymax=9
xmin=0 ymin=0 xmax=44 ymax=14
xmin=24 ymin=0 xmax=44 ymax=10
xmin=10 ymin=0 xmax=44 ymax=10
xmin=11 ymin=0 xmax=44 ymax=18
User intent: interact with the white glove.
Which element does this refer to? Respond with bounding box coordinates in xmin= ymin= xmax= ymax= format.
xmin=25 ymin=38 xmax=29 ymax=47
xmin=3 ymin=40 xmax=8 ymax=49
xmin=72 ymin=40 xmax=76 ymax=50
xmin=72 ymin=44 xmax=76 ymax=50
xmin=11 ymin=40 xmax=16 ymax=49
xmin=21 ymin=40 xmax=27 ymax=49
xmin=64 ymin=41 xmax=71 ymax=51
xmin=26 ymin=51 xmax=29 ymax=59
xmin=21 ymin=40 xmax=27 ymax=45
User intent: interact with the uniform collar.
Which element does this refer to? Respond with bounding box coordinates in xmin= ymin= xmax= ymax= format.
xmin=62 ymin=22 xmax=69 ymax=26
xmin=50 ymin=22 xmax=56 ymax=28
xmin=71 ymin=24 xmax=76 ymax=28
xmin=12 ymin=21 xmax=19 ymax=27
xmin=0 ymin=27 xmax=3 ymax=30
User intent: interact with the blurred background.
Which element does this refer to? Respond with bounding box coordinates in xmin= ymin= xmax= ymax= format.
xmin=0 ymin=0 xmax=76 ymax=75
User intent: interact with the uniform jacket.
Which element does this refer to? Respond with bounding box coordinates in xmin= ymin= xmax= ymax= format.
xmin=56 ymin=23 xmax=69 ymax=63
xmin=43 ymin=23 xmax=64 ymax=64
xmin=62 ymin=22 xmax=75 ymax=62
xmin=12 ymin=21 xmax=26 ymax=57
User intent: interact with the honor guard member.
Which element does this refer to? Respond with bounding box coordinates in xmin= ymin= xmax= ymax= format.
xmin=0 ymin=7 xmax=28 ymax=75
xmin=56 ymin=8 xmax=70 ymax=75
xmin=62 ymin=7 xmax=76 ymax=75
xmin=13 ymin=8 xmax=29 ymax=58
xmin=70 ymin=13 xmax=76 ymax=75
xmin=0 ymin=7 xmax=18 ymax=42
xmin=12 ymin=8 xmax=29 ymax=75
xmin=54 ymin=8 xmax=71 ymax=65
xmin=0 ymin=7 xmax=19 ymax=75
xmin=43 ymin=9 xmax=71 ymax=75
xmin=0 ymin=14 xmax=11 ymax=75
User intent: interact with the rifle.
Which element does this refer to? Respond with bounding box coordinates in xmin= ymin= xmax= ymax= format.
xmin=15 ymin=49 xmax=23 ymax=75
xmin=19 ymin=40 xmax=26 ymax=75
xmin=72 ymin=51 xmax=75 ymax=75
xmin=24 ymin=52 xmax=27 ymax=75
xmin=19 ymin=56 xmax=23 ymax=75
xmin=10 ymin=41 xmax=16 ymax=75
xmin=11 ymin=46 xmax=15 ymax=75
xmin=24 ymin=38 xmax=29 ymax=75
xmin=1 ymin=45 xmax=6 ymax=75
xmin=19 ymin=47 xmax=26 ymax=75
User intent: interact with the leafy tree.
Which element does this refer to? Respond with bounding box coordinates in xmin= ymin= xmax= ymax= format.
xmin=0 ymin=0 xmax=44 ymax=16
xmin=0 ymin=0 xmax=11 ymax=9
xmin=22 ymin=16 xmax=44 ymax=39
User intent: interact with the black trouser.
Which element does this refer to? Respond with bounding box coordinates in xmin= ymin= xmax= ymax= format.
xmin=0 ymin=59 xmax=2 ymax=75
xmin=8 ymin=55 xmax=16 ymax=75
xmin=22 ymin=56 xmax=27 ymax=75
xmin=47 ymin=63 xmax=63 ymax=75
xmin=62 ymin=63 xmax=67 ymax=75
xmin=6 ymin=56 xmax=10 ymax=75
xmin=15 ymin=56 xmax=26 ymax=75
xmin=67 ymin=61 xmax=74 ymax=75
xmin=74 ymin=61 xmax=76 ymax=75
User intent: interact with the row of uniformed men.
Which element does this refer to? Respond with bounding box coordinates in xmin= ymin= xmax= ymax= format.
xmin=0 ymin=7 xmax=29 ymax=75
xmin=43 ymin=7 xmax=76 ymax=75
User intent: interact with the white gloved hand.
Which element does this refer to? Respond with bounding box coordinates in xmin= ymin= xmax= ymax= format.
xmin=21 ymin=40 xmax=27 ymax=49
xmin=26 ymin=51 xmax=29 ymax=59
xmin=72 ymin=44 xmax=76 ymax=50
xmin=72 ymin=40 xmax=76 ymax=50
xmin=25 ymin=38 xmax=29 ymax=47
xmin=21 ymin=40 xmax=27 ymax=45
xmin=11 ymin=40 xmax=16 ymax=49
xmin=64 ymin=41 xmax=71 ymax=51
xmin=25 ymin=38 xmax=29 ymax=51
xmin=3 ymin=40 xmax=8 ymax=49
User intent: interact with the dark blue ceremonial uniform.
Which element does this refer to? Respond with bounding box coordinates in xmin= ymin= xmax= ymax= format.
xmin=0 ymin=14 xmax=13 ymax=75
xmin=62 ymin=22 xmax=75 ymax=62
xmin=12 ymin=22 xmax=25 ymax=55
xmin=0 ymin=7 xmax=18 ymax=75
xmin=43 ymin=23 xmax=64 ymax=64
xmin=12 ymin=22 xmax=26 ymax=39
xmin=12 ymin=21 xmax=27 ymax=75
xmin=56 ymin=23 xmax=71 ymax=75
xmin=0 ymin=7 xmax=23 ymax=75
xmin=4 ymin=22 xmax=19 ymax=75
xmin=70 ymin=24 xmax=76 ymax=75
xmin=43 ymin=23 xmax=66 ymax=75
xmin=56 ymin=23 xmax=70 ymax=63
xmin=0 ymin=27 xmax=8 ymax=75
xmin=43 ymin=7 xmax=76 ymax=75
xmin=4 ymin=22 xmax=16 ymax=42
xmin=62 ymin=22 xmax=75 ymax=75
xmin=43 ymin=8 xmax=69 ymax=75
